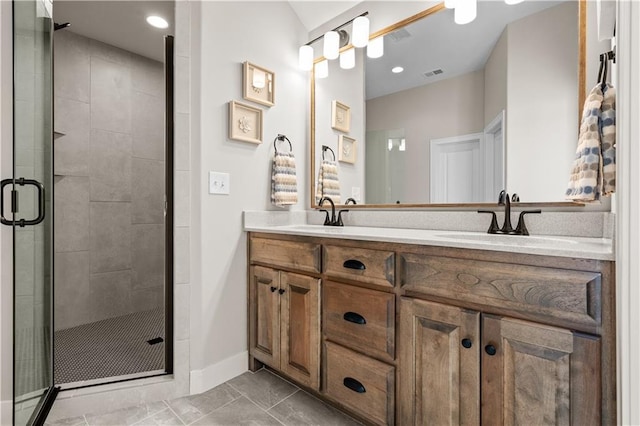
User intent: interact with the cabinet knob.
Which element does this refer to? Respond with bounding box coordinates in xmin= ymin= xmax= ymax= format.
xmin=278 ymin=288 xmax=285 ymax=295
xmin=461 ymin=338 xmax=473 ymax=349
xmin=485 ymin=344 xmax=497 ymax=356
xmin=270 ymin=286 xmax=277 ymax=292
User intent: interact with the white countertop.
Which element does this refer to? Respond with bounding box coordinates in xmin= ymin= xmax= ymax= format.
xmin=244 ymin=224 xmax=614 ymax=261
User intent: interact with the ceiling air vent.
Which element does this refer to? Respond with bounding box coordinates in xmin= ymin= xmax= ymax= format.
xmin=424 ymin=69 xmax=444 ymax=78
xmin=388 ymin=28 xmax=412 ymax=43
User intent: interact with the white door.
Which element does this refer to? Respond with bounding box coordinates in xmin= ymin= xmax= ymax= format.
xmin=430 ymin=133 xmax=484 ymax=203
xmin=483 ymin=111 xmax=506 ymax=202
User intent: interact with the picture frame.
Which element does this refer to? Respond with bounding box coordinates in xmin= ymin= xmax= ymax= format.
xmin=243 ymin=61 xmax=275 ymax=107
xmin=228 ymin=100 xmax=263 ymax=144
xmin=338 ymin=135 xmax=357 ymax=164
xmin=331 ymin=100 xmax=351 ymax=133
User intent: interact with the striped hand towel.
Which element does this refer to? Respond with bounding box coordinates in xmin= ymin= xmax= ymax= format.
xmin=271 ymin=152 xmax=298 ymax=206
xmin=315 ymin=159 xmax=341 ymax=204
xmin=566 ymin=83 xmax=616 ymax=201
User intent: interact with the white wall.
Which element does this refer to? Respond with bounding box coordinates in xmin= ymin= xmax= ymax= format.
xmin=314 ymin=50 xmax=365 ymax=203
xmin=506 ymin=2 xmax=578 ymax=202
xmin=191 ymin=1 xmax=308 ymax=384
xmin=366 ymin=70 xmax=485 ymax=203
xmin=484 ymin=29 xmax=508 ymax=127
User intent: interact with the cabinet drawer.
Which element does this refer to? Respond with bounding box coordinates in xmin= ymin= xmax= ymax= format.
xmin=324 ymin=281 xmax=395 ymax=362
xmin=250 ymin=237 xmax=321 ymax=274
xmin=324 ymin=342 xmax=395 ymax=426
xmin=400 ymin=253 xmax=602 ymax=332
xmin=323 ymin=245 xmax=395 ymax=289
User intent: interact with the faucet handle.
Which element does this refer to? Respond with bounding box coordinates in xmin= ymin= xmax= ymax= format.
xmin=515 ymin=210 xmax=541 ymax=236
xmin=478 ymin=210 xmax=500 ymax=234
xmin=319 ymin=209 xmax=331 ymax=226
xmin=336 ymin=209 xmax=349 ymax=226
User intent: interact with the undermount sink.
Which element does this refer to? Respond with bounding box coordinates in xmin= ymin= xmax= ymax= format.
xmin=435 ymin=232 xmax=579 ymax=246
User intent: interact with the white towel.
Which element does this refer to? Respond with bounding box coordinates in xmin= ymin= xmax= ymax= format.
xmin=566 ymin=83 xmax=616 ymax=201
xmin=315 ymin=159 xmax=341 ymax=204
xmin=271 ymin=152 xmax=298 ymax=206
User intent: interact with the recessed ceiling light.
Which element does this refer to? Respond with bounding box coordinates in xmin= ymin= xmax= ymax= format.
xmin=392 ymin=66 xmax=404 ymax=74
xmin=146 ymin=15 xmax=169 ymax=29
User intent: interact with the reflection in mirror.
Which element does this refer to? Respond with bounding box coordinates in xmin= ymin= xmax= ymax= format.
xmin=311 ymin=1 xmax=606 ymax=208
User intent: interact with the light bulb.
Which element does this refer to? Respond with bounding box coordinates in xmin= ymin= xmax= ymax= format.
xmin=454 ymin=0 xmax=477 ymax=25
xmin=352 ymin=16 xmax=370 ymax=48
xmin=392 ymin=66 xmax=404 ymax=73
xmin=444 ymin=0 xmax=457 ymax=9
xmin=505 ymin=0 xmax=524 ymax=4
xmin=340 ymin=48 xmax=355 ymax=69
xmin=315 ymin=60 xmax=329 ymax=79
xmin=323 ymin=31 xmax=340 ymax=60
xmin=367 ymin=36 xmax=384 ymax=59
xmin=298 ymin=45 xmax=313 ymax=71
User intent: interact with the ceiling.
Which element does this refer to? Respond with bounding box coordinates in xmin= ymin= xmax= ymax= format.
xmin=288 ymin=1 xmax=362 ymax=32
xmin=53 ymin=1 xmax=175 ymax=62
xmin=365 ymin=1 xmax=564 ymax=100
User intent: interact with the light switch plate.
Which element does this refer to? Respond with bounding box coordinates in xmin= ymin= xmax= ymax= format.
xmin=209 ymin=171 xmax=230 ymax=195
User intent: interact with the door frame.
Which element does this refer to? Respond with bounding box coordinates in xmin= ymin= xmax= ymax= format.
xmin=483 ymin=110 xmax=506 ymax=202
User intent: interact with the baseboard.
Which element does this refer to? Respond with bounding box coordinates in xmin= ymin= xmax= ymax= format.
xmin=1 ymin=399 xmax=11 ymax=426
xmin=189 ymin=351 xmax=248 ymax=395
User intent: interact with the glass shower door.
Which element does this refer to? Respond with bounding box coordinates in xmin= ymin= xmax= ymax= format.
xmin=8 ymin=0 xmax=56 ymax=424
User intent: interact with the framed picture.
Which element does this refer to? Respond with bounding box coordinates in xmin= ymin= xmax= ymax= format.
xmin=338 ymin=135 xmax=357 ymax=164
xmin=331 ymin=100 xmax=351 ymax=133
xmin=228 ymin=100 xmax=263 ymax=144
xmin=243 ymin=61 xmax=275 ymax=107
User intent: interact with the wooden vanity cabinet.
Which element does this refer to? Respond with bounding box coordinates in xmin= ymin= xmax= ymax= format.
xmin=248 ymin=237 xmax=321 ymax=390
xmin=248 ymin=233 xmax=615 ymax=425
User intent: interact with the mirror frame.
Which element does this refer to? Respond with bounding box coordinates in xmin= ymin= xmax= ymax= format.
xmin=310 ymin=1 xmax=587 ymax=209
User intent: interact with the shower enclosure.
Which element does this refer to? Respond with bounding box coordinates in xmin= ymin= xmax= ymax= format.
xmin=8 ymin=0 xmax=174 ymax=423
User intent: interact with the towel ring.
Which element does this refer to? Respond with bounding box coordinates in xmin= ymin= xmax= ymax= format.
xmin=322 ymin=145 xmax=336 ymax=161
xmin=273 ymin=134 xmax=292 ymax=153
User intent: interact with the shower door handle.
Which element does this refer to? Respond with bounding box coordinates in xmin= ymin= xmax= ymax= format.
xmin=0 ymin=178 xmax=45 ymax=227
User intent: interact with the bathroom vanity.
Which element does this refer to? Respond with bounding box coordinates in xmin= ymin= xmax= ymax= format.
xmin=246 ymin=225 xmax=615 ymax=425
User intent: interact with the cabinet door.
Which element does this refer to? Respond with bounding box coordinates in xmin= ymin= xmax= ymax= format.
xmin=399 ymin=298 xmax=480 ymax=425
xmin=249 ymin=266 xmax=281 ymax=368
xmin=482 ymin=315 xmax=601 ymax=426
xmin=280 ymin=271 xmax=321 ymax=389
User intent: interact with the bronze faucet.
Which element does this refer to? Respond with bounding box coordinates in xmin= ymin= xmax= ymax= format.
xmin=319 ymin=197 xmax=348 ymax=226
xmin=478 ymin=190 xmax=540 ymax=235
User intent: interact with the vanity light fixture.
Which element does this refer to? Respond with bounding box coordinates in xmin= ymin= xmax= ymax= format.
xmin=298 ymin=12 xmax=373 ymax=71
xmin=315 ymin=59 xmax=329 ymax=79
xmin=340 ymin=48 xmax=356 ymax=70
xmin=146 ymin=15 xmax=168 ymax=29
xmin=367 ymin=36 xmax=384 ymax=59
xmin=504 ymin=0 xmax=524 ymax=4
xmin=392 ymin=66 xmax=404 ymax=73
xmin=454 ymin=0 xmax=477 ymax=25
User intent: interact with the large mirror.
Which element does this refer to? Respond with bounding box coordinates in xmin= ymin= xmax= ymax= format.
xmin=311 ymin=0 xmax=608 ymax=208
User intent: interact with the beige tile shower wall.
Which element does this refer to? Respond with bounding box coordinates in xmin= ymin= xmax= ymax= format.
xmin=53 ymin=30 xmax=166 ymax=330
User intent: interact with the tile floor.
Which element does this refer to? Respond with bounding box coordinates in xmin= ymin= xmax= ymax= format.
xmin=45 ymin=369 xmax=361 ymax=426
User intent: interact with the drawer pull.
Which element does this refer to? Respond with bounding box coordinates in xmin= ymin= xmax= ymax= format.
xmin=343 ymin=311 xmax=367 ymax=325
xmin=485 ymin=344 xmax=497 ymax=356
xmin=343 ymin=377 xmax=366 ymax=393
xmin=343 ymin=259 xmax=366 ymax=270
